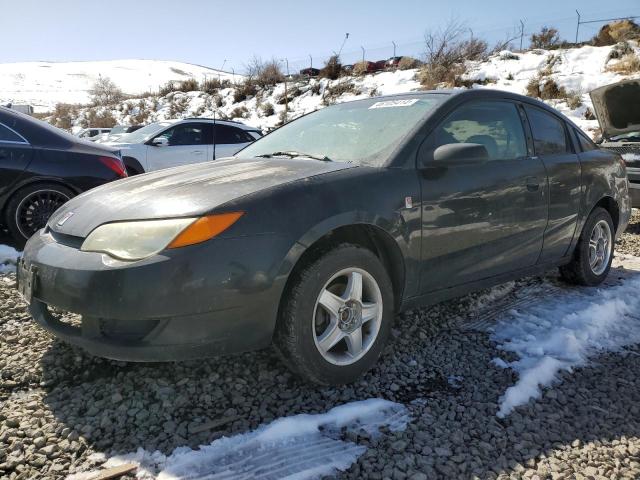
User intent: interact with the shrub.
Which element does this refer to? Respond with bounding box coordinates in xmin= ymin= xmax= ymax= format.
xmin=310 ymin=82 xmax=321 ymax=95
xmin=584 ymin=107 xmax=596 ymax=120
xmin=261 ymin=102 xmax=275 ymax=116
xmin=176 ymin=78 xmax=199 ymax=92
xmin=418 ymin=63 xmax=465 ymax=89
xmin=233 ymin=80 xmax=258 ymax=103
xmin=353 ymin=61 xmax=369 ymax=76
xmin=84 ymin=109 xmax=116 ymax=128
xmin=89 ymin=76 xmax=123 ymax=106
xmin=159 ymin=81 xmax=179 ymax=97
xmin=593 ymin=20 xmax=640 ymax=46
xmin=324 ymin=81 xmax=358 ymax=101
xmin=525 ymin=77 xmax=542 ymax=98
xmin=398 ymin=56 xmax=419 ymax=70
xmin=606 ymin=53 xmax=640 ymax=74
xmin=51 ymin=103 xmax=77 ymax=130
xmin=320 ymin=55 xmax=342 ymax=80
xmin=566 ymin=92 xmax=582 ymax=109
xmin=229 ymin=106 xmax=249 ymax=119
xmin=201 ymin=77 xmax=230 ymax=95
xmin=168 ymin=96 xmax=189 ymax=117
xmin=506 ymin=72 xmax=514 ymax=81
xmin=212 ymin=94 xmax=224 ymax=108
xmin=530 ymin=27 xmax=561 ymax=49
xmin=607 ymin=41 xmax=633 ymax=61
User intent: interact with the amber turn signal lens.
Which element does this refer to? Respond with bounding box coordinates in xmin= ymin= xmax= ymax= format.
xmin=168 ymin=212 xmax=244 ymax=248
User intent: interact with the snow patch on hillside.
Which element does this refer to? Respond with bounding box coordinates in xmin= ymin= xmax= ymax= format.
xmin=0 ymin=60 xmax=239 ymax=112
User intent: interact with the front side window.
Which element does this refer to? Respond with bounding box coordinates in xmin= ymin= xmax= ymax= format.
xmin=431 ymin=100 xmax=527 ymax=160
xmin=524 ymin=105 xmax=568 ymax=156
xmin=155 ymin=123 xmax=208 ymax=146
xmin=0 ymin=123 xmax=25 ymax=143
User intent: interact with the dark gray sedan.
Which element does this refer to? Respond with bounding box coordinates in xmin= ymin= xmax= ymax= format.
xmin=18 ymin=90 xmax=631 ymax=385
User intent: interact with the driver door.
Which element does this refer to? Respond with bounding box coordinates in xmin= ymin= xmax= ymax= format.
xmin=147 ymin=123 xmax=211 ymax=171
xmin=418 ymin=99 xmax=549 ymax=293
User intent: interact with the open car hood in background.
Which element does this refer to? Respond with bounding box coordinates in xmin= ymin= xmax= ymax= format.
xmin=590 ymin=79 xmax=640 ymax=139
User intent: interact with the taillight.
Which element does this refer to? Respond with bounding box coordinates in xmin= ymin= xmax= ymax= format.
xmin=98 ymin=156 xmax=128 ymax=178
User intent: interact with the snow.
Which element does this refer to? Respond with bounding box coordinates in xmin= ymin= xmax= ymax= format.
xmin=490 ymin=264 xmax=640 ymax=417
xmin=71 ymin=399 xmax=409 ymax=480
xmin=0 ymin=245 xmax=20 ymax=272
xmin=0 ymin=60 xmax=239 ymax=112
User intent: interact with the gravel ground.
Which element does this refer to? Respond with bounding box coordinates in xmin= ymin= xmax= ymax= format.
xmin=1 ymin=211 xmax=640 ymax=480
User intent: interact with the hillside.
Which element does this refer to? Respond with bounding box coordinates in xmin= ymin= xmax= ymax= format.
xmin=37 ymin=41 xmax=640 ymax=139
xmin=0 ymin=60 xmax=238 ymax=112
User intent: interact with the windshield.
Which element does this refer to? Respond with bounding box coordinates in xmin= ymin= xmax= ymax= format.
xmin=109 ymin=125 xmax=127 ymax=135
xmin=239 ymin=95 xmax=446 ymax=166
xmin=118 ymin=121 xmax=175 ymax=144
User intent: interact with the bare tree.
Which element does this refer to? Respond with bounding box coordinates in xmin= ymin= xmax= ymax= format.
xmin=423 ymin=19 xmax=488 ymax=69
xmin=530 ymin=27 xmax=561 ymax=49
xmin=244 ymin=56 xmax=284 ymax=87
xmin=89 ymin=76 xmax=123 ymax=106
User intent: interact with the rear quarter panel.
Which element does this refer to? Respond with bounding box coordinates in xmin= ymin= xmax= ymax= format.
xmin=576 ymin=148 xmax=631 ymax=240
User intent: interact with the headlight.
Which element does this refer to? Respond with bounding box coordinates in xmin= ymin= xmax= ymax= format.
xmin=81 ymin=212 xmax=243 ymax=261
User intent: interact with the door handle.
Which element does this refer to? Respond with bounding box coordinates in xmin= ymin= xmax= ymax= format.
xmin=525 ymin=176 xmax=540 ymax=192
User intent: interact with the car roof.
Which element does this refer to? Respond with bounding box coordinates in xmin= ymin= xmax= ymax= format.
xmin=179 ymin=117 xmax=256 ymax=130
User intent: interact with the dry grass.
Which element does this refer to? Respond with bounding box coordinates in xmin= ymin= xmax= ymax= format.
xmin=398 ymin=56 xmax=419 ymax=70
xmin=606 ymin=53 xmax=640 ymax=74
xmin=353 ymin=61 xmax=370 ymax=76
xmin=320 ymin=55 xmax=342 ymax=80
xmin=261 ymin=102 xmax=274 ymax=116
xmin=229 ymin=106 xmax=249 ymax=119
xmin=530 ymin=27 xmax=561 ymax=49
xmin=51 ymin=103 xmax=78 ymax=130
xmin=418 ymin=63 xmax=466 ymax=89
xmin=593 ymin=20 xmax=640 ymax=46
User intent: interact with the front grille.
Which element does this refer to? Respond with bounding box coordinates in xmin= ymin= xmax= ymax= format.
xmin=601 ymin=145 xmax=640 ymax=155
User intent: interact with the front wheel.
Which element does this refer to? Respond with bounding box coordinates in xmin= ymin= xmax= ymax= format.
xmin=275 ymin=244 xmax=394 ymax=385
xmin=560 ymin=207 xmax=614 ymax=286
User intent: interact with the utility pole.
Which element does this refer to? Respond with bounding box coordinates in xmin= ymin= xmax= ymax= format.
xmin=309 ymin=54 xmax=313 ymax=70
xmin=221 ymin=59 xmax=227 ymax=71
xmin=575 ymin=10 xmax=581 ymax=43
xmin=282 ymin=58 xmax=289 ymax=123
xmin=361 ymin=46 xmax=365 ymax=63
xmin=337 ymin=33 xmax=350 ymax=58
xmin=519 ymin=20 xmax=525 ymax=51
xmin=392 ymin=41 xmax=397 ymax=58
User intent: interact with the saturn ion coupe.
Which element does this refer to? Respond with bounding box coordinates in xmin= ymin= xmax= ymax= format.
xmin=18 ymin=90 xmax=630 ymax=385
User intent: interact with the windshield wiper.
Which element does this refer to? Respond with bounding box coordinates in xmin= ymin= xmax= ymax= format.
xmin=256 ymin=151 xmax=332 ymax=162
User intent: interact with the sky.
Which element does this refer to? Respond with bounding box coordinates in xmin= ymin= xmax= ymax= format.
xmin=3 ymin=0 xmax=640 ymax=73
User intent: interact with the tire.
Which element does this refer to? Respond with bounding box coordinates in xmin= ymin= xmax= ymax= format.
xmin=275 ymin=244 xmax=394 ymax=385
xmin=5 ymin=183 xmax=74 ymax=245
xmin=560 ymin=207 xmax=614 ymax=286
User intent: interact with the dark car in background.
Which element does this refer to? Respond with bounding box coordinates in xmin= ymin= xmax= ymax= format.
xmin=0 ymin=107 xmax=127 ymax=244
xmin=19 ymin=90 xmax=630 ymax=385
xmin=591 ymin=79 xmax=640 ymax=207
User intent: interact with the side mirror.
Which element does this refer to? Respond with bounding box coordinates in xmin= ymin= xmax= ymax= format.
xmin=151 ymin=137 xmax=169 ymax=147
xmin=431 ymin=143 xmax=489 ymax=166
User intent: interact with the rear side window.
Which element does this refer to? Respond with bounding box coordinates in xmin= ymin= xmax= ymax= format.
xmin=0 ymin=123 xmax=25 ymax=143
xmin=431 ymin=100 xmax=527 ymax=161
xmin=156 ymin=123 xmax=208 ymax=146
xmin=215 ymin=125 xmax=255 ymax=144
xmin=524 ymin=106 xmax=568 ymax=155
xmin=574 ymin=128 xmax=597 ymax=152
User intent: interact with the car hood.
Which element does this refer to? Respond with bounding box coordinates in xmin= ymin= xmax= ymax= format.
xmin=48 ymin=157 xmax=356 ymax=238
xmin=590 ymin=79 xmax=640 ymax=139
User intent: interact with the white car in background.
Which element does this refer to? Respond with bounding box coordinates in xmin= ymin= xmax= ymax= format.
xmin=106 ymin=118 xmax=262 ymax=175
xmin=77 ymin=127 xmax=112 ymax=141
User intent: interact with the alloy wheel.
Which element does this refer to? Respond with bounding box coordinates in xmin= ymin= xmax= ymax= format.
xmin=588 ymin=219 xmax=612 ymax=276
xmin=312 ymin=267 xmax=383 ymax=366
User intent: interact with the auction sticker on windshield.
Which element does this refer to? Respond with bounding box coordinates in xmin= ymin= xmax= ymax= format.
xmin=368 ymin=99 xmax=419 ymax=109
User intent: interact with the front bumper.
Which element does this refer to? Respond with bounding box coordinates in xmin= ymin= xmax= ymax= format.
xmin=20 ymin=230 xmax=291 ymax=361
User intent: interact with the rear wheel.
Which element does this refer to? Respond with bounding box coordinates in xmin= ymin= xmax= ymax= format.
xmin=275 ymin=244 xmax=394 ymax=385
xmin=560 ymin=207 xmax=614 ymax=286
xmin=5 ymin=183 xmax=74 ymax=244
